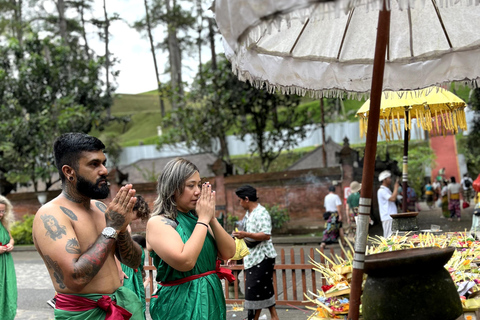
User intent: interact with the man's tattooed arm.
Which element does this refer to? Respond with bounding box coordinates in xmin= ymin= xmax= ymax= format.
xmin=116 ymin=231 xmax=142 ymax=269
xmin=98 ymin=201 xmax=127 ymax=230
xmin=44 ymin=255 xmax=66 ymax=289
xmin=70 ymin=237 xmax=116 ymax=290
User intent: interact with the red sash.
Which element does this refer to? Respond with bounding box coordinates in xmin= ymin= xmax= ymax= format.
xmin=158 ymin=260 xmax=235 ymax=287
xmin=56 ymin=293 xmax=132 ymax=320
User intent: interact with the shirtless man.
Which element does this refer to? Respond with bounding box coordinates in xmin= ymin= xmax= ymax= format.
xmin=32 ymin=132 xmax=143 ymax=319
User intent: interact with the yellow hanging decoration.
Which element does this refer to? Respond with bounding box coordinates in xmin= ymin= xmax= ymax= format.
xmin=408 ymin=108 xmax=412 ymax=131
xmin=359 ymin=117 xmax=364 ymax=138
xmin=434 ymin=109 xmax=440 ymax=134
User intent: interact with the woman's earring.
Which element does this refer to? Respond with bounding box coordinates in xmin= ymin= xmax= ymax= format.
xmin=69 ymin=177 xmax=73 ymax=181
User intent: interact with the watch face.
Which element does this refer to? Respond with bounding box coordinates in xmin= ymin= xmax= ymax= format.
xmin=103 ymin=227 xmax=116 ymax=238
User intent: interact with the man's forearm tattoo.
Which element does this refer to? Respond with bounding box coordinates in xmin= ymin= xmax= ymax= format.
xmin=72 ymin=239 xmax=114 ymax=285
xmin=95 ymin=201 xmax=107 ymax=213
xmin=44 ymin=255 xmax=66 ymax=289
xmin=60 ymin=206 xmax=78 ymax=221
xmin=41 ymin=215 xmax=67 ymax=240
xmin=65 ymin=238 xmax=81 ymax=254
xmin=105 ymin=209 xmax=126 ymax=230
xmin=117 ymin=231 xmax=142 ymax=268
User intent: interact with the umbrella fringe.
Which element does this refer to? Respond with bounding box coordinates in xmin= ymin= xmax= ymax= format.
xmin=357 ymin=105 xmax=467 ymax=138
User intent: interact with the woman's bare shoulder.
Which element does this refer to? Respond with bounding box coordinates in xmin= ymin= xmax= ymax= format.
xmin=148 ymin=214 xmax=178 ymax=229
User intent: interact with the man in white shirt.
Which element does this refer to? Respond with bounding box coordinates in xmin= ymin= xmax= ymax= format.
xmin=321 ymin=185 xmax=345 ymax=247
xmin=460 ymin=173 xmax=474 ymax=202
xmin=377 ymin=170 xmax=399 ymax=238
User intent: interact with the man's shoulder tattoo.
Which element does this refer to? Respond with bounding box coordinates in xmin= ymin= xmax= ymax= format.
xmin=60 ymin=206 xmax=78 ymax=221
xmin=95 ymin=201 xmax=107 ymax=213
xmin=40 ymin=214 xmax=67 ymax=241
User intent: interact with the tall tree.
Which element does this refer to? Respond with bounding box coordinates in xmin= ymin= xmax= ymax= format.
xmin=134 ymin=0 xmax=166 ymax=116
xmin=466 ymin=88 xmax=480 ymax=174
xmin=0 ymin=33 xmax=111 ymax=192
xmin=158 ymin=57 xmax=313 ymax=172
xmin=135 ymin=0 xmax=195 ymax=108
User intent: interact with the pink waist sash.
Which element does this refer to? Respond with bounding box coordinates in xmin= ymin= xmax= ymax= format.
xmin=56 ymin=293 xmax=132 ymax=320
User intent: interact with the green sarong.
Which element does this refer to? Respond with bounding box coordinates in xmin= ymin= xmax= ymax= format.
xmin=149 ymin=212 xmax=226 ymax=320
xmin=121 ymin=248 xmax=146 ymax=320
xmin=54 ymin=286 xmax=143 ymax=320
xmin=0 ymin=223 xmax=17 ymax=320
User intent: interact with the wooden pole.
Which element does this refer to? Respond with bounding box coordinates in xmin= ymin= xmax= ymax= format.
xmin=347 ymin=1 xmax=391 ymax=319
xmin=320 ymin=99 xmax=327 ymax=167
xmin=402 ymin=110 xmax=409 ymax=212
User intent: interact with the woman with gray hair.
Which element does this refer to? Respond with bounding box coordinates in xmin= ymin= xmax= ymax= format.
xmin=0 ymin=195 xmax=17 ymax=320
xmin=146 ymin=158 xmax=235 ymax=320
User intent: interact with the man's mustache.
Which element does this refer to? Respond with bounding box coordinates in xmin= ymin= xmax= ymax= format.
xmin=96 ymin=177 xmax=109 ymax=185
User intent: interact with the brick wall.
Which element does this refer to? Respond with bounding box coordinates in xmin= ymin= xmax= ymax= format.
xmin=7 ymin=165 xmax=356 ymax=235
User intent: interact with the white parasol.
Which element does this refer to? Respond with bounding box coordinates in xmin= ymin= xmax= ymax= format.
xmin=214 ymin=0 xmax=480 ymax=319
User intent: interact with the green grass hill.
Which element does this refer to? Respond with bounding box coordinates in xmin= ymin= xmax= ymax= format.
xmin=92 ymin=85 xmax=471 ymax=148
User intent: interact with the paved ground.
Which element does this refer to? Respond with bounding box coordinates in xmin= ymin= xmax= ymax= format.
xmin=12 ymin=201 xmax=476 ymax=320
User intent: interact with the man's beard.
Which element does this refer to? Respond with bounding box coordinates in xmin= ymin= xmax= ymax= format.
xmin=76 ymin=175 xmax=110 ymax=199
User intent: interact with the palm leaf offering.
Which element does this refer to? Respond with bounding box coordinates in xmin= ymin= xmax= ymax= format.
xmin=307 ymin=232 xmax=480 ymax=319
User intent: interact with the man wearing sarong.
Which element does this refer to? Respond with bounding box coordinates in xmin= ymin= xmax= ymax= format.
xmin=448 ymin=176 xmax=462 ymax=222
xmin=32 ymin=133 xmax=143 ymax=320
xmin=232 ymin=185 xmax=279 ymax=320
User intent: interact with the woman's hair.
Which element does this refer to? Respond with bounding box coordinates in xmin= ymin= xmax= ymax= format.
xmin=133 ymin=195 xmax=151 ymax=222
xmin=0 ymin=195 xmax=15 ymax=231
xmin=151 ymin=158 xmax=199 ymax=220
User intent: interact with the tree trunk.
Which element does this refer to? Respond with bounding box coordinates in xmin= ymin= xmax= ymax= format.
xmin=144 ymin=0 xmax=165 ymax=117
xmin=56 ymin=0 xmax=68 ymax=42
xmin=196 ymin=0 xmax=203 ymax=89
xmin=12 ymin=0 xmax=23 ymax=48
xmin=320 ymin=99 xmax=327 ymax=167
xmin=79 ymin=4 xmax=91 ymax=59
xmin=208 ymin=18 xmax=217 ymax=71
xmin=165 ymin=0 xmax=184 ymax=109
xmin=103 ymin=0 xmax=111 ymax=118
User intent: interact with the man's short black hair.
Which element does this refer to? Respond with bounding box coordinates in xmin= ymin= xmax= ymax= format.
xmin=235 ymin=185 xmax=258 ymax=202
xmin=54 ymin=133 xmax=105 ymax=183
xmin=329 ymin=185 xmax=336 ymax=192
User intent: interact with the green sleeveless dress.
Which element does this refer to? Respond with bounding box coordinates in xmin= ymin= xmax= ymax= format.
xmin=149 ymin=212 xmax=226 ymax=320
xmin=122 ymin=248 xmax=146 ymax=320
xmin=0 ymin=223 xmax=17 ymax=320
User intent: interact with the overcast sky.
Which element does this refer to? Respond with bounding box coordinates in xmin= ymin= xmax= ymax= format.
xmin=85 ymin=0 xmax=219 ymax=95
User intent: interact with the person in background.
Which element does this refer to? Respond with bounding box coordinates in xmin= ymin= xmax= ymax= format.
xmin=406 ymin=183 xmax=418 ymax=212
xmin=440 ymin=180 xmax=450 ymax=218
xmin=424 ymin=179 xmax=435 ymax=209
xmin=146 ymin=158 xmax=235 ymax=320
xmin=461 ymin=173 xmax=474 ymax=203
xmin=377 ymin=170 xmax=399 ymax=239
xmin=448 ymin=176 xmax=462 ymax=221
xmin=345 ymin=181 xmax=361 ymax=241
xmin=470 ymin=193 xmax=480 ymax=239
xmin=231 ymin=185 xmax=279 ymax=320
xmin=0 ymin=195 xmax=17 ymax=320
xmin=121 ymin=195 xmax=151 ymax=320
xmin=432 ymin=178 xmax=441 ymax=202
xmin=321 ymin=185 xmax=345 ymax=248
xmin=346 ymin=181 xmax=361 ymax=224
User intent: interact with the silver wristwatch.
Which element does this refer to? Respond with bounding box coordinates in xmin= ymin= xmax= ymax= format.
xmin=101 ymin=227 xmax=118 ymax=239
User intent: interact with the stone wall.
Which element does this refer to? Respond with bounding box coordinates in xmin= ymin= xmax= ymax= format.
xmin=6 ymin=166 xmax=356 ymax=235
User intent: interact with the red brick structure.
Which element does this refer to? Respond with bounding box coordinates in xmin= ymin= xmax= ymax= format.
xmin=5 ymin=140 xmax=363 ymax=235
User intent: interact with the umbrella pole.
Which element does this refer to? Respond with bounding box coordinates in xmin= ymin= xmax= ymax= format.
xmin=402 ymin=111 xmax=409 ymax=212
xmin=348 ymin=2 xmax=391 ymax=320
